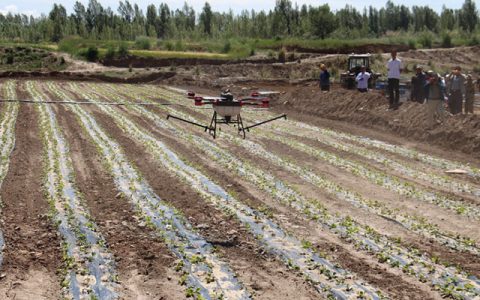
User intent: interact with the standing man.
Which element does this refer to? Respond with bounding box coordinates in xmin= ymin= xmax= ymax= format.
xmin=319 ymin=64 xmax=331 ymax=92
xmin=387 ymin=51 xmax=402 ymax=110
xmin=425 ymin=72 xmax=446 ymax=126
xmin=446 ymin=66 xmax=466 ymax=115
xmin=410 ymin=65 xmax=427 ymax=103
xmin=465 ymin=74 xmax=475 ymax=114
xmin=356 ymin=66 xmax=370 ymax=93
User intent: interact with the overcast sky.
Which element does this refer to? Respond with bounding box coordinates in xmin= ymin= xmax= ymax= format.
xmin=0 ymin=0 xmax=468 ymax=17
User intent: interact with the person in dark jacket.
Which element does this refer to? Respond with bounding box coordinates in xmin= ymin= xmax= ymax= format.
xmin=465 ymin=74 xmax=475 ymax=114
xmin=425 ymin=72 xmax=446 ymax=126
xmin=319 ymin=64 xmax=331 ymax=92
xmin=446 ymin=66 xmax=466 ymax=115
xmin=410 ymin=65 xmax=427 ymax=103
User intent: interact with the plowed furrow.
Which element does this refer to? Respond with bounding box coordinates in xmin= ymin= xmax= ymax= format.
xmin=103 ymin=83 xmax=480 ymax=299
xmin=26 ymin=81 xmax=118 ymax=299
xmin=67 ymin=82 xmax=386 ymax=300
xmin=46 ymin=82 xmax=252 ymax=300
xmin=0 ymin=81 xmax=19 ymax=267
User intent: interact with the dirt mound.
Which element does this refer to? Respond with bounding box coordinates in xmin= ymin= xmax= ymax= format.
xmin=102 ymin=56 xmax=287 ymax=68
xmin=400 ymin=46 xmax=480 ymax=72
xmin=273 ymin=88 xmax=480 ymax=157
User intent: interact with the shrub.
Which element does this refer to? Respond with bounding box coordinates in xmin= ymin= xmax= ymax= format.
xmin=84 ymin=46 xmax=99 ymax=62
xmin=118 ymin=43 xmax=129 ymax=57
xmin=165 ymin=41 xmax=174 ymax=51
xmin=419 ymin=33 xmax=433 ymax=49
xmin=441 ymin=33 xmax=453 ymax=48
xmin=249 ymin=48 xmax=256 ymax=56
xmin=105 ymin=46 xmax=116 ymax=59
xmin=408 ymin=39 xmax=417 ymax=50
xmin=5 ymin=54 xmax=14 ymax=64
xmin=222 ymin=40 xmax=231 ymax=53
xmin=467 ymin=36 xmax=479 ymax=46
xmin=278 ymin=48 xmax=286 ymax=63
xmin=174 ymin=40 xmax=185 ymax=51
xmin=135 ymin=36 xmax=151 ymax=50
xmin=58 ymin=36 xmax=84 ymax=54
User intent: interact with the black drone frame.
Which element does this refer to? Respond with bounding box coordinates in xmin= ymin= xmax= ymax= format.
xmin=166 ymin=112 xmax=287 ymax=139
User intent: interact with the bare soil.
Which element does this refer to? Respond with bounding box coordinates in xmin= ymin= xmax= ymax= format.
xmin=99 ymin=92 xmax=439 ymax=299
xmin=53 ymin=102 xmax=185 ymax=300
xmin=0 ymin=101 xmax=62 ymax=299
xmin=79 ymin=103 xmax=322 ymax=299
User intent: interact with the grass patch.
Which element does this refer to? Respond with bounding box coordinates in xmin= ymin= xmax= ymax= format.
xmin=0 ymin=46 xmax=67 ymax=72
xmin=128 ymin=49 xmax=230 ymax=60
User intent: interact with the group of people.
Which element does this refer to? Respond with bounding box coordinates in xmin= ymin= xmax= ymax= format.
xmin=411 ymin=65 xmax=477 ymax=115
xmin=318 ymin=50 xmax=479 ymax=122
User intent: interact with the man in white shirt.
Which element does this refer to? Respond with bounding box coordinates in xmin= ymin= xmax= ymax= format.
xmin=356 ymin=66 xmax=370 ymax=93
xmin=387 ymin=51 xmax=402 ymax=110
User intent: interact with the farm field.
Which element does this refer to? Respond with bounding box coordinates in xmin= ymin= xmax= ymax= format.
xmin=0 ymin=79 xmax=479 ymax=300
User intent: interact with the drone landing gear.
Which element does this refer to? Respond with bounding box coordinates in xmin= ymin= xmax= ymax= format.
xmin=243 ymin=114 xmax=287 ymax=133
xmin=208 ymin=112 xmax=245 ymax=139
xmin=166 ymin=113 xmax=287 ymax=139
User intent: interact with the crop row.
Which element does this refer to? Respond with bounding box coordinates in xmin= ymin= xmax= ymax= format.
xmin=273 ymin=118 xmax=480 ymax=181
xmin=142 ymin=86 xmax=480 ymax=236
xmin=86 ymin=82 xmax=480 ymax=300
xmin=266 ymin=122 xmax=479 ymax=198
xmin=260 ymin=131 xmax=480 ymax=220
xmin=68 ymin=81 xmax=386 ymax=300
xmin=138 ymin=85 xmax=479 ymax=246
xmin=0 ymin=81 xmax=20 ymax=267
xmin=26 ymin=81 xmax=118 ymax=300
xmin=112 ymin=84 xmax=480 ymax=254
xmin=153 ymin=85 xmax=480 ymax=200
xmin=45 ymin=81 xmax=251 ymax=300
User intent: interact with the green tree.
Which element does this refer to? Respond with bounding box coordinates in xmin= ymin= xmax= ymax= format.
xmin=146 ymin=4 xmax=157 ymax=36
xmin=73 ymin=1 xmax=86 ymax=35
xmin=459 ymin=0 xmax=478 ymax=33
xmin=275 ymin=0 xmax=293 ymax=35
xmin=49 ymin=4 xmax=67 ymax=42
xmin=157 ymin=3 xmax=171 ymax=38
xmin=310 ymin=5 xmax=336 ymax=39
xmin=440 ymin=6 xmax=456 ymax=31
xmin=200 ymin=2 xmax=213 ymax=36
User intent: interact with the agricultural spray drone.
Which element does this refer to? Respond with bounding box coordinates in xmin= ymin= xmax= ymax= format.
xmin=166 ymin=90 xmax=287 ymax=139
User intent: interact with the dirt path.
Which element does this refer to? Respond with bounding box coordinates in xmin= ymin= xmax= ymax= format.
xmin=0 ymin=101 xmax=62 ymax=299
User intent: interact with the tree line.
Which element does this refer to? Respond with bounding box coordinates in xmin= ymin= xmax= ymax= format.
xmin=0 ymin=0 xmax=478 ymax=43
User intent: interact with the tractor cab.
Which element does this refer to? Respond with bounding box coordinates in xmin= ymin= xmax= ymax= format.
xmin=348 ymin=55 xmax=371 ymax=74
xmin=340 ymin=54 xmax=380 ymax=89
